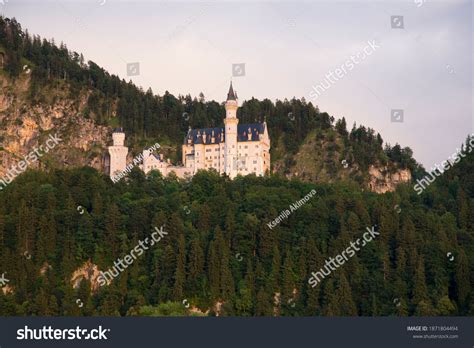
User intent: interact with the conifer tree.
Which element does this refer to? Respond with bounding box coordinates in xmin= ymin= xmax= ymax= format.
xmin=255 ymin=286 xmax=273 ymax=316
xmin=269 ymin=245 xmax=281 ymax=294
xmin=207 ymin=239 xmax=220 ymax=299
xmin=281 ymin=250 xmax=296 ymax=314
xmin=172 ymin=233 xmax=186 ymax=300
xmin=412 ymin=257 xmax=429 ymax=310
xmin=104 ymin=203 xmax=121 ymax=259
xmin=454 ymin=249 xmax=470 ymax=310
xmin=187 ymin=238 xmax=204 ymax=292
xmin=335 ymin=273 xmax=357 ymax=315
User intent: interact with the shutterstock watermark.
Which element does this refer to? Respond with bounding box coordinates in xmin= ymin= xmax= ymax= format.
xmin=17 ymin=326 xmax=109 ymax=341
xmin=267 ymin=189 xmax=316 ymax=230
xmin=309 ymin=39 xmax=380 ymax=101
xmin=97 ymin=226 xmax=167 ymax=286
xmin=308 ymin=226 xmax=379 ymax=288
xmin=0 ymin=133 xmax=62 ymax=191
xmin=0 ymin=272 xmax=9 ymax=286
xmin=414 ymin=136 xmax=474 ymax=195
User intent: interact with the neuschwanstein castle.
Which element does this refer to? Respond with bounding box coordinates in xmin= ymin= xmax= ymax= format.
xmin=108 ymin=83 xmax=271 ymax=180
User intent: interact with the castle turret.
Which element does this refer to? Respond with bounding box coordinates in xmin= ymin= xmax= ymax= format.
xmin=108 ymin=128 xmax=128 ymax=179
xmin=224 ymin=82 xmax=239 ymax=178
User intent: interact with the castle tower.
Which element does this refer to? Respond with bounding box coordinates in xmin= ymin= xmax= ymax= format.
xmin=108 ymin=128 xmax=128 ymax=179
xmin=224 ymin=82 xmax=239 ymax=178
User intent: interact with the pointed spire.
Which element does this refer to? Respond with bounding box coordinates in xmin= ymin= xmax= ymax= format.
xmin=227 ymin=81 xmax=237 ymax=101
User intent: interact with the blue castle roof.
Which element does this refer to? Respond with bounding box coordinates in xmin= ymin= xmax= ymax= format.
xmin=184 ymin=123 xmax=265 ymax=145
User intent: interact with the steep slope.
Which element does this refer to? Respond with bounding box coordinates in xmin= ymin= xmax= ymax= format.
xmin=272 ymin=127 xmax=413 ymax=193
xmin=0 ymin=73 xmax=109 ymax=177
xmin=0 ymin=16 xmax=422 ymax=192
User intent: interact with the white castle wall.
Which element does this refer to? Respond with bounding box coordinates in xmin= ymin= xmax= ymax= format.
xmin=108 ymin=85 xmax=270 ymax=181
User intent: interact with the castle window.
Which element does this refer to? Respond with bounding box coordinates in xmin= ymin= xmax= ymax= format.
xmin=253 ymin=160 xmax=257 ymax=164
xmin=245 ymin=145 xmax=248 ymax=149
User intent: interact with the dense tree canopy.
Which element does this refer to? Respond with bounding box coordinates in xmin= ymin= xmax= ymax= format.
xmin=0 ymin=136 xmax=472 ymax=316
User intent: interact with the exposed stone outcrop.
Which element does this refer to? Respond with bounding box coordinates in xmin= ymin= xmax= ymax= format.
xmin=40 ymin=262 xmax=52 ymax=275
xmin=70 ymin=260 xmax=105 ymax=292
xmin=189 ymin=306 xmax=209 ymax=316
xmin=213 ymin=300 xmax=224 ymax=316
xmin=367 ymin=165 xmax=411 ymax=193
xmin=0 ymin=75 xmax=110 ymax=179
xmin=1 ymin=284 xmax=14 ymax=295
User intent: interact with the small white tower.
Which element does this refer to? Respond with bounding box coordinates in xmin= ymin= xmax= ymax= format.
xmin=224 ymin=82 xmax=239 ymax=178
xmin=108 ymin=128 xmax=128 ymax=179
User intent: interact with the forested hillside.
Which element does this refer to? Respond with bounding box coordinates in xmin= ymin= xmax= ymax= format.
xmin=0 ymin=136 xmax=472 ymax=316
xmin=0 ymin=16 xmax=423 ymax=189
xmin=0 ymin=15 xmax=472 ymax=317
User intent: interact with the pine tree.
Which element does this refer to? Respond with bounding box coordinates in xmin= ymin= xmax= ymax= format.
xmin=172 ymin=233 xmax=186 ymax=300
xmin=187 ymin=238 xmax=204 ymax=292
xmin=161 ymin=245 xmax=176 ymax=297
xmin=322 ymin=279 xmax=338 ymax=316
xmin=269 ymin=245 xmax=281 ymax=294
xmin=45 ymin=217 xmax=57 ymax=261
xmin=335 ymin=273 xmax=357 ymax=315
xmin=454 ymin=249 xmax=470 ymax=311
xmin=456 ymin=188 xmax=468 ymax=229
xmin=436 ymin=295 xmax=456 ymax=315
xmin=255 ymin=286 xmax=273 ymax=316
xmin=36 ymin=215 xmax=48 ymax=263
xmin=235 ymin=280 xmax=253 ymax=316
xmin=258 ymin=224 xmax=275 ymax=267
xmin=104 ymin=203 xmax=121 ymax=259
xmin=197 ymin=205 xmax=211 ymax=235
xmin=412 ymin=257 xmax=429 ymax=311
xmin=281 ymin=250 xmax=296 ymax=315
xmin=207 ymin=239 xmax=220 ymax=299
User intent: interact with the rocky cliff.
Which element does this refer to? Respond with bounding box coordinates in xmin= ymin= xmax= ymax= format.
xmin=367 ymin=165 xmax=412 ymax=193
xmin=0 ymin=74 xmax=411 ymax=193
xmin=0 ymin=74 xmax=109 ymax=178
xmin=71 ymin=260 xmax=107 ymax=292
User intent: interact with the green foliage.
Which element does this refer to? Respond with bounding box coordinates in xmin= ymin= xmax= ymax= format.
xmin=137 ymin=302 xmax=192 ymax=316
xmin=0 ymin=160 xmax=472 ymax=316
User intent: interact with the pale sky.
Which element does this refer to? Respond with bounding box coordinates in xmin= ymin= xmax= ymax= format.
xmin=1 ymin=0 xmax=472 ymax=169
